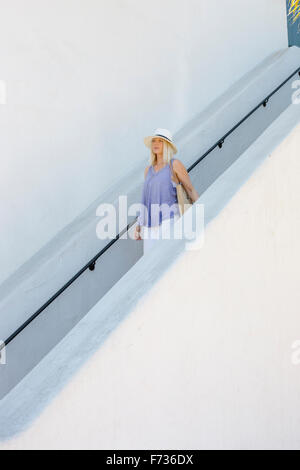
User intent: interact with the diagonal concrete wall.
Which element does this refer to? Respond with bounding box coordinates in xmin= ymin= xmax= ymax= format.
xmin=1 ymin=46 xmax=299 ymax=353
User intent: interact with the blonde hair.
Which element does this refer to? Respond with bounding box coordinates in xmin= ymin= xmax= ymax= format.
xmin=149 ymin=139 xmax=175 ymax=167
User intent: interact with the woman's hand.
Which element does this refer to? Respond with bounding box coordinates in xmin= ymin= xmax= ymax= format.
xmin=134 ymin=224 xmax=142 ymax=240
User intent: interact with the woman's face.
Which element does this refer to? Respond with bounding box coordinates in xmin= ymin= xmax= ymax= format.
xmin=151 ymin=137 xmax=164 ymax=154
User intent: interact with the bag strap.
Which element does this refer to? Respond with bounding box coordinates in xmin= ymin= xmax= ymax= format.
xmin=169 ymin=158 xmax=180 ymax=185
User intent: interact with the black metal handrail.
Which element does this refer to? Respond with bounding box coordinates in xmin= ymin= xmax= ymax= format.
xmin=1 ymin=65 xmax=300 ymax=352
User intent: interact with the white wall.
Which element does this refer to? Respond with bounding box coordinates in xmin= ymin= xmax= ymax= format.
xmin=0 ymin=0 xmax=288 ymax=283
xmin=0 ymin=93 xmax=299 ymax=449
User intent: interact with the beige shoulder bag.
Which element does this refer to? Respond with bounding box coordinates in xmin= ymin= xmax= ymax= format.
xmin=169 ymin=160 xmax=193 ymax=216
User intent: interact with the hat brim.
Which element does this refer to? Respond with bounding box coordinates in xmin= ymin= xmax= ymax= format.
xmin=144 ymin=136 xmax=178 ymax=154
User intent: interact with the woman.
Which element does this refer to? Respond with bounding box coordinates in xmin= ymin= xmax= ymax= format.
xmin=134 ymin=128 xmax=199 ymax=254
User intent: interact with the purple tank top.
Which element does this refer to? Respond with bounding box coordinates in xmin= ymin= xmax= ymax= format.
xmin=137 ymin=158 xmax=180 ymax=227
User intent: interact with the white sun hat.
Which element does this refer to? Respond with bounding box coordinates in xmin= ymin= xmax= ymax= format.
xmin=144 ymin=128 xmax=178 ymax=154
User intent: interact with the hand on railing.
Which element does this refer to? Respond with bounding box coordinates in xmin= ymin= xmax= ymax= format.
xmin=134 ymin=223 xmax=142 ymax=241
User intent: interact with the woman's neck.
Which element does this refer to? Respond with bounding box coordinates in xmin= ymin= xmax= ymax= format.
xmin=155 ymin=155 xmax=164 ymax=166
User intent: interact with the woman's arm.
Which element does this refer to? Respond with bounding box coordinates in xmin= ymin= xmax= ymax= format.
xmin=172 ymin=159 xmax=199 ymax=202
xmin=135 ymin=165 xmax=150 ymax=237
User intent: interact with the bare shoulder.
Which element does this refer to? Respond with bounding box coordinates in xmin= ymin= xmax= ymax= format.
xmin=172 ymin=158 xmax=186 ymax=172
